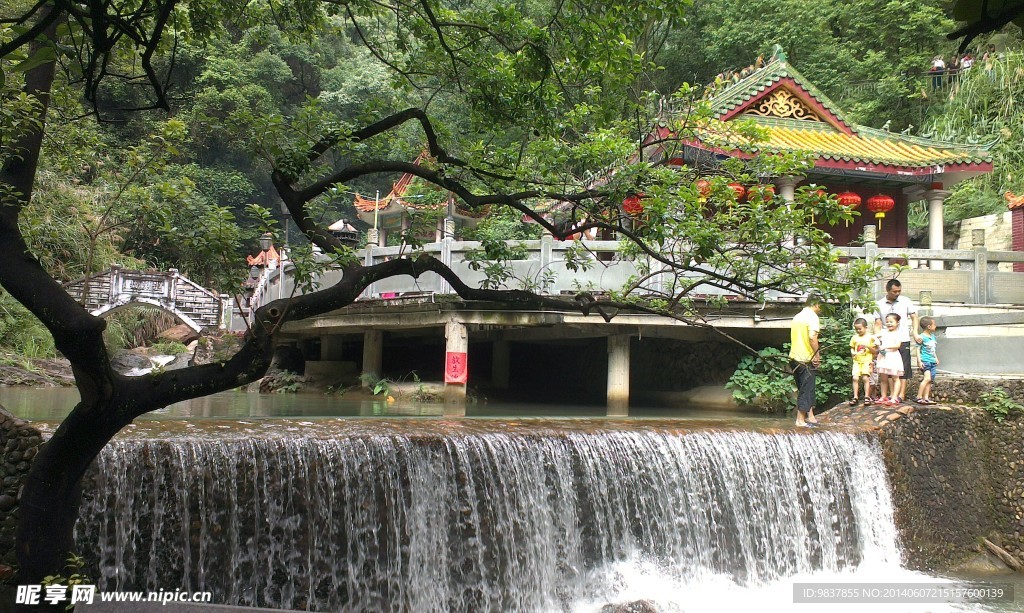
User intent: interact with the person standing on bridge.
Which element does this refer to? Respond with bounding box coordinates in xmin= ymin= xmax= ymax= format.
xmin=790 ymin=295 xmax=822 ymax=427
xmin=873 ymin=279 xmax=918 ymax=405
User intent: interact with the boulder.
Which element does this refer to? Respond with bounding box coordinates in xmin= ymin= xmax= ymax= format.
xmin=157 ymin=323 xmax=200 ymax=345
xmin=110 ymin=350 xmax=151 ymax=374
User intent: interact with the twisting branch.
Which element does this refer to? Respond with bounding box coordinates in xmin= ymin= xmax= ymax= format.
xmin=948 ymin=1 xmax=1024 ymax=51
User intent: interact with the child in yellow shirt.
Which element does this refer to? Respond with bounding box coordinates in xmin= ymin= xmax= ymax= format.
xmin=848 ymin=317 xmax=878 ymax=405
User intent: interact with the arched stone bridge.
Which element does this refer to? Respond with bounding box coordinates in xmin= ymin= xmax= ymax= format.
xmin=64 ymin=265 xmax=228 ymax=332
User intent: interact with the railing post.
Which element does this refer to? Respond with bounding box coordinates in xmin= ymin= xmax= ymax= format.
xmin=167 ymin=268 xmax=179 ymax=312
xmin=364 ymin=229 xmax=378 ymax=298
xmin=919 ymin=290 xmax=933 ymax=318
xmin=219 ymin=294 xmax=231 ymax=330
xmin=862 ymin=225 xmax=882 ymax=299
xmin=108 ymin=264 xmax=122 ymax=306
xmin=973 ymin=229 xmax=988 ymax=304
xmin=540 ymin=232 xmax=553 ymax=272
xmin=438 ymin=233 xmax=454 ymax=295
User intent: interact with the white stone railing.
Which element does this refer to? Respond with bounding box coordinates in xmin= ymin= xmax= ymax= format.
xmin=247 ymin=234 xmax=1024 ymax=318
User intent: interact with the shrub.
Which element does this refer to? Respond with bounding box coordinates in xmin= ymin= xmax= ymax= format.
xmin=979 ymin=388 xmax=1024 ymax=424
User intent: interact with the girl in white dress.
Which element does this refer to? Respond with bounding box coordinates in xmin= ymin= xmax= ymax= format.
xmin=876 ymin=313 xmax=905 ymax=405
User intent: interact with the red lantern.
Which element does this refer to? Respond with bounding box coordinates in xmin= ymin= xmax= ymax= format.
xmin=695 ymin=179 xmax=712 ymax=200
xmin=866 ymin=193 xmax=895 ymax=230
xmin=837 ymin=191 xmax=862 ymax=209
xmin=623 ymin=193 xmax=645 ymax=216
xmin=836 ymin=191 xmax=862 ymax=227
xmin=748 ymin=184 xmax=776 ymax=202
xmin=727 ymin=182 xmax=746 ymax=202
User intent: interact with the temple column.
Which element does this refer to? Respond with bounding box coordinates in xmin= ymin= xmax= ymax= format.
xmin=925 ymin=188 xmax=951 ymax=270
xmin=775 ymin=176 xmax=803 ymax=248
xmin=775 ymin=175 xmax=803 ymax=203
xmin=361 ymin=330 xmax=383 ymax=388
xmin=444 ymin=320 xmax=469 ymax=415
xmin=607 ymin=334 xmax=631 ymax=416
xmin=491 ymin=339 xmax=510 ymax=390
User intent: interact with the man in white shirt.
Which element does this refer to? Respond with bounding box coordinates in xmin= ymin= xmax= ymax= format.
xmin=873 ymin=279 xmax=918 ymax=403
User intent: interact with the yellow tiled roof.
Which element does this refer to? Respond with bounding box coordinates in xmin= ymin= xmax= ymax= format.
xmin=738 ymin=119 xmax=991 ymax=168
xmin=698 ymin=50 xmax=992 ymax=169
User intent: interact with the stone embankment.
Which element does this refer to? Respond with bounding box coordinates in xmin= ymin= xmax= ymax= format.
xmin=0 ymin=407 xmax=44 ymax=581
xmin=825 ymin=399 xmax=1024 ymax=571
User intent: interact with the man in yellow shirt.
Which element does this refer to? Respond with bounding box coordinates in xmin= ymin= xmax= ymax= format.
xmin=789 ymin=295 xmax=822 ymax=427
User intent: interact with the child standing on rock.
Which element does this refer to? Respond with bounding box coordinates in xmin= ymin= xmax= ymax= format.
xmin=914 ymin=316 xmax=940 ymax=405
xmin=848 ymin=317 xmax=878 ymax=405
xmin=877 ymin=313 xmax=905 ymax=405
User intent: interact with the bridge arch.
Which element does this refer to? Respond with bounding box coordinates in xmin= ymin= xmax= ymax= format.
xmin=63 ymin=266 xmax=227 ymax=332
xmin=90 ymin=298 xmax=207 ymax=333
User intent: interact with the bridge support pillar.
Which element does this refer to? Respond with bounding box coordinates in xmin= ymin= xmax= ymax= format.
xmin=607 ymin=334 xmax=631 ymax=416
xmin=444 ymin=320 xmax=468 ymax=416
xmin=321 ymin=334 xmax=346 ymax=361
xmin=361 ymin=330 xmax=383 ymax=388
xmin=491 ymin=340 xmax=510 ymax=390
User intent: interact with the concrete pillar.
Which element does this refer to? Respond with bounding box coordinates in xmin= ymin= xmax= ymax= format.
xmin=606 ymin=334 xmax=631 ymax=416
xmin=862 ymin=225 xmax=883 ymax=299
xmin=925 ymin=189 xmax=951 ymax=270
xmin=775 ymin=175 xmax=803 ymax=203
xmin=444 ymin=320 xmax=469 ymax=415
xmin=775 ymin=176 xmax=802 ymax=248
xmin=361 ymin=329 xmax=383 ymax=388
xmin=321 ymin=334 xmax=345 ymax=361
xmin=492 ymin=339 xmax=510 ymax=389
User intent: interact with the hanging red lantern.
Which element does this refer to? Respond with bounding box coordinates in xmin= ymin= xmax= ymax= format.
xmin=622 ymin=193 xmax=645 ymax=216
xmin=748 ymin=184 xmax=776 ymax=202
xmin=727 ymin=182 xmax=746 ymax=202
xmin=837 ymin=191 xmax=862 ymax=209
xmin=695 ymin=179 xmax=712 ymax=200
xmin=836 ymin=191 xmax=862 ymax=227
xmin=866 ymin=193 xmax=895 ymax=230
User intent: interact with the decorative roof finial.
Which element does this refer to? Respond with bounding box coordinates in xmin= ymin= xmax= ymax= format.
xmin=770 ymin=44 xmax=787 ymax=63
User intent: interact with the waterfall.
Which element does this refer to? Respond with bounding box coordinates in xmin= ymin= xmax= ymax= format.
xmin=77 ymin=422 xmax=900 ymax=611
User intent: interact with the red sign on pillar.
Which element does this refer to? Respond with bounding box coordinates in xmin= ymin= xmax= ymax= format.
xmin=445 ymin=351 xmax=468 ymax=384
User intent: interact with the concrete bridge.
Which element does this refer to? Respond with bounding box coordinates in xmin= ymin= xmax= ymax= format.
xmin=64 ymin=265 xmax=229 ymax=332
xmin=239 ymin=232 xmax=1024 ymax=415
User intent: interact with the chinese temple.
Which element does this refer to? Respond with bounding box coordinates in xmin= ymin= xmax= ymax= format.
xmin=649 ymin=48 xmax=993 ymax=263
xmin=350 ymin=153 xmax=486 ymax=246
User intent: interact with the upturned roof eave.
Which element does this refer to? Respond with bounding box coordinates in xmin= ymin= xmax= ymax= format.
xmin=678 ymin=139 xmax=993 ymax=178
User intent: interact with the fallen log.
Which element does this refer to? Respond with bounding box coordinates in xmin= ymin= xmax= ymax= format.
xmin=982 ymin=538 xmax=1024 ymax=573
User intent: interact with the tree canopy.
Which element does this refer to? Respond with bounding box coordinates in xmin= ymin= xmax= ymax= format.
xmin=1 ymin=0 xmax=1019 ymax=589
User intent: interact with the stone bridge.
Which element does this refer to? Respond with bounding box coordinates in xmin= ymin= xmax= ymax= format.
xmin=64 ymin=265 xmax=228 ymax=332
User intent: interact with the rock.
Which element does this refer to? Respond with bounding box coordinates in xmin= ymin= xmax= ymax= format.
xmin=157 ymin=324 xmax=200 ymax=345
xmin=600 ymin=600 xmax=659 ymax=613
xmin=0 ymin=495 xmax=15 ymax=512
xmin=110 ymin=350 xmax=152 ymax=374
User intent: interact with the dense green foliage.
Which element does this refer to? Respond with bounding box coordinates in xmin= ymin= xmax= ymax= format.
xmin=979 ymin=387 xmax=1024 ymax=423
xmin=920 ymin=49 xmax=1024 ymax=225
xmin=2 ymin=0 xmax=1021 ymax=361
xmin=655 ymin=0 xmax=958 ymax=130
xmin=727 ymin=313 xmax=858 ymax=412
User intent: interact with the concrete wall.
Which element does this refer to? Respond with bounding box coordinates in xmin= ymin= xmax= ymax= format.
xmin=958 ymin=212 xmax=1014 ymax=271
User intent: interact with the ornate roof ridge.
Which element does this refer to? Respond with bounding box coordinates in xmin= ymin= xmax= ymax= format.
xmin=708 ymin=50 xmax=853 ymax=132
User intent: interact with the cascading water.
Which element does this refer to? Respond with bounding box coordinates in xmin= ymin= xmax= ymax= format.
xmin=76 ymin=421 xmax=901 ymax=611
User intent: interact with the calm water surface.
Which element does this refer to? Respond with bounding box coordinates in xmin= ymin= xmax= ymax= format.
xmin=0 ymin=386 xmax=787 ymax=425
